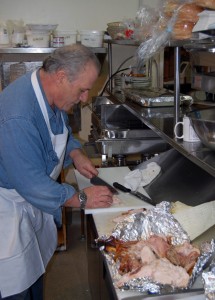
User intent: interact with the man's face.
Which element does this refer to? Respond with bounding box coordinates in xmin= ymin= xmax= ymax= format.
xmin=57 ymin=61 xmax=99 ymax=111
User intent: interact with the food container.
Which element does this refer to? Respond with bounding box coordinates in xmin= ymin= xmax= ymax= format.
xmin=25 ymin=24 xmax=58 ymax=47
xmin=11 ymin=32 xmax=25 ymax=46
xmin=0 ymin=24 xmax=10 ymax=47
xmin=107 ymin=21 xmax=126 ymax=40
xmin=79 ymin=30 xmax=104 ymax=47
xmin=54 ymin=30 xmax=77 ymax=45
xmin=26 ymin=31 xmax=50 ymax=47
xmin=52 ymin=36 xmax=64 ymax=48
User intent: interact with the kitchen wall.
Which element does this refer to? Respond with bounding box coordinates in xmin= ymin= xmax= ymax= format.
xmin=0 ymin=0 xmax=140 ymax=31
xmin=0 ymin=0 xmax=160 ymax=141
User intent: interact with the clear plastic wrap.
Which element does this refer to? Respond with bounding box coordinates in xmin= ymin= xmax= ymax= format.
xmin=136 ymin=0 xmax=203 ymax=64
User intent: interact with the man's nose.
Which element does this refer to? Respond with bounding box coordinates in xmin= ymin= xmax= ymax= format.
xmin=79 ymin=91 xmax=89 ymax=103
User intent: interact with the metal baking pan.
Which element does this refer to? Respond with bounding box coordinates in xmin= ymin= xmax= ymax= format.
xmin=123 ymin=87 xmax=193 ymax=107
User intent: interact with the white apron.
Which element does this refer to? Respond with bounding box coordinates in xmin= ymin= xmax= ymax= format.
xmin=0 ymin=70 xmax=68 ymax=298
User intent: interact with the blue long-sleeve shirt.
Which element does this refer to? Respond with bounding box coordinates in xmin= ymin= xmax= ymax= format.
xmin=0 ymin=70 xmax=82 ymax=225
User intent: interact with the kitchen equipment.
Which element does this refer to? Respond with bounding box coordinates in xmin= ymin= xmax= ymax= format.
xmin=90 ymin=176 xmax=118 ymax=194
xmin=137 ymin=149 xmax=215 ymax=205
xmin=74 ymin=167 xmax=154 ymax=214
xmin=90 ymin=96 xmax=169 ymax=159
xmin=188 ymin=107 xmax=215 ymax=151
xmin=113 ymin=182 xmax=155 ymax=205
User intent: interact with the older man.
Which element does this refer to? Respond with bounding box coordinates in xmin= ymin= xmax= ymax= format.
xmin=0 ymin=44 xmax=113 ymax=299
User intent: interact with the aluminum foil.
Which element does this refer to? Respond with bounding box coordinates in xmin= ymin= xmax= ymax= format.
xmin=96 ymin=202 xmax=215 ymax=295
xmin=123 ymin=87 xmax=193 ymax=107
xmin=202 ymin=257 xmax=215 ymax=300
xmin=112 ymin=201 xmax=189 ymax=245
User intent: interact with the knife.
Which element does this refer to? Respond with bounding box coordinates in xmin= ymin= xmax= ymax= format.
xmin=90 ymin=176 xmax=119 ymax=194
xmin=113 ymin=182 xmax=155 ymax=205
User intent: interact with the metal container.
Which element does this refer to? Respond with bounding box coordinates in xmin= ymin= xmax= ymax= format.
xmin=188 ymin=107 xmax=215 ymax=151
xmin=192 ymin=72 xmax=215 ymax=94
xmin=91 ymin=97 xmax=169 ymax=156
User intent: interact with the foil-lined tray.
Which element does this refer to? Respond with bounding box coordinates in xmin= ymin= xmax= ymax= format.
xmin=123 ymin=87 xmax=193 ymax=107
xmin=96 ymin=202 xmax=215 ymax=297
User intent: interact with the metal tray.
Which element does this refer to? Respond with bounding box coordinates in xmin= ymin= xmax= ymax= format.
xmin=123 ymin=87 xmax=193 ymax=107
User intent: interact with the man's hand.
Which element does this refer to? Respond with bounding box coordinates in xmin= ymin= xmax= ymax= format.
xmin=64 ymin=185 xmax=114 ymax=209
xmin=70 ymin=148 xmax=98 ymax=179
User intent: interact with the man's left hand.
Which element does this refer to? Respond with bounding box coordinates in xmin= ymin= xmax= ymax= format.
xmin=70 ymin=148 xmax=98 ymax=179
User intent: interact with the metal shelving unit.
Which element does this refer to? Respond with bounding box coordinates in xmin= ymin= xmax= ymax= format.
xmin=105 ymin=39 xmax=215 ymax=177
xmin=0 ymin=46 xmax=107 ymax=88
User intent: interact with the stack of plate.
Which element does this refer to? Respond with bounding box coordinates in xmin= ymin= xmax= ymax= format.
xmin=130 ymin=76 xmax=151 ymax=89
xmin=114 ymin=75 xmax=125 ymax=90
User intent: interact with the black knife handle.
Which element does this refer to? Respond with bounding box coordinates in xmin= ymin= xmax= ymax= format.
xmin=113 ymin=182 xmax=131 ymax=193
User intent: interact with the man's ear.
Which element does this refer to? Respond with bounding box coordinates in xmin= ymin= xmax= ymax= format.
xmin=56 ymin=70 xmax=67 ymax=85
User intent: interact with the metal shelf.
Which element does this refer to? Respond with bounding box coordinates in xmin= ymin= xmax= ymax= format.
xmin=105 ymin=39 xmax=215 ymax=177
xmin=108 ymin=91 xmax=215 ymax=177
xmin=0 ymin=46 xmax=107 ymax=54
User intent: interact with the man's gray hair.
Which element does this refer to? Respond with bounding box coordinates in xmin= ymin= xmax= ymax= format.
xmin=42 ymin=44 xmax=101 ymax=82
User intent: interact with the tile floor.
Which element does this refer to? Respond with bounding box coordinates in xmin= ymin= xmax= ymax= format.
xmin=44 ymin=208 xmax=92 ymax=300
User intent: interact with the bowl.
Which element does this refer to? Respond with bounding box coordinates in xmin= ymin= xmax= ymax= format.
xmin=188 ymin=107 xmax=215 ymax=151
xmin=107 ymin=21 xmax=126 ymax=39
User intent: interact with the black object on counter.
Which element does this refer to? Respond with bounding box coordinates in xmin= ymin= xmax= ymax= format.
xmin=90 ymin=176 xmax=119 ymax=194
xmin=113 ymin=182 xmax=155 ymax=205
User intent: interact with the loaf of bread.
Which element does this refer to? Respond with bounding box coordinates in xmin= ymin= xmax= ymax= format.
xmin=178 ymin=3 xmax=203 ymax=23
xmin=164 ymin=1 xmax=203 ymax=22
xmin=163 ymin=1 xmax=203 ymax=40
xmin=194 ymin=0 xmax=215 ymax=9
xmin=172 ymin=21 xmax=196 ymax=40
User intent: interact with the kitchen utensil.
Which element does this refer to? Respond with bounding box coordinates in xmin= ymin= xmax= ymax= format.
xmin=75 ymin=167 xmax=154 ymax=214
xmin=188 ymin=107 xmax=215 ymax=151
xmin=90 ymin=176 xmax=118 ymax=194
xmin=113 ymin=182 xmax=155 ymax=205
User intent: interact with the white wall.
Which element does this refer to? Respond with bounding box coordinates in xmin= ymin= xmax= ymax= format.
xmin=138 ymin=0 xmax=162 ymax=9
xmin=0 ymin=0 xmax=139 ymax=31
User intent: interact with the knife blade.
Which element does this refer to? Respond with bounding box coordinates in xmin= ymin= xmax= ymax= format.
xmin=113 ymin=182 xmax=155 ymax=205
xmin=90 ymin=176 xmax=119 ymax=194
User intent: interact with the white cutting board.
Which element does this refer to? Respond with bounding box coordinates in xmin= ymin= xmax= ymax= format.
xmin=74 ymin=167 xmax=154 ymax=214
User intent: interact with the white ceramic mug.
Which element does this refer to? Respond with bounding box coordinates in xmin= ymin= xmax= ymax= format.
xmin=174 ymin=116 xmax=200 ymax=142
